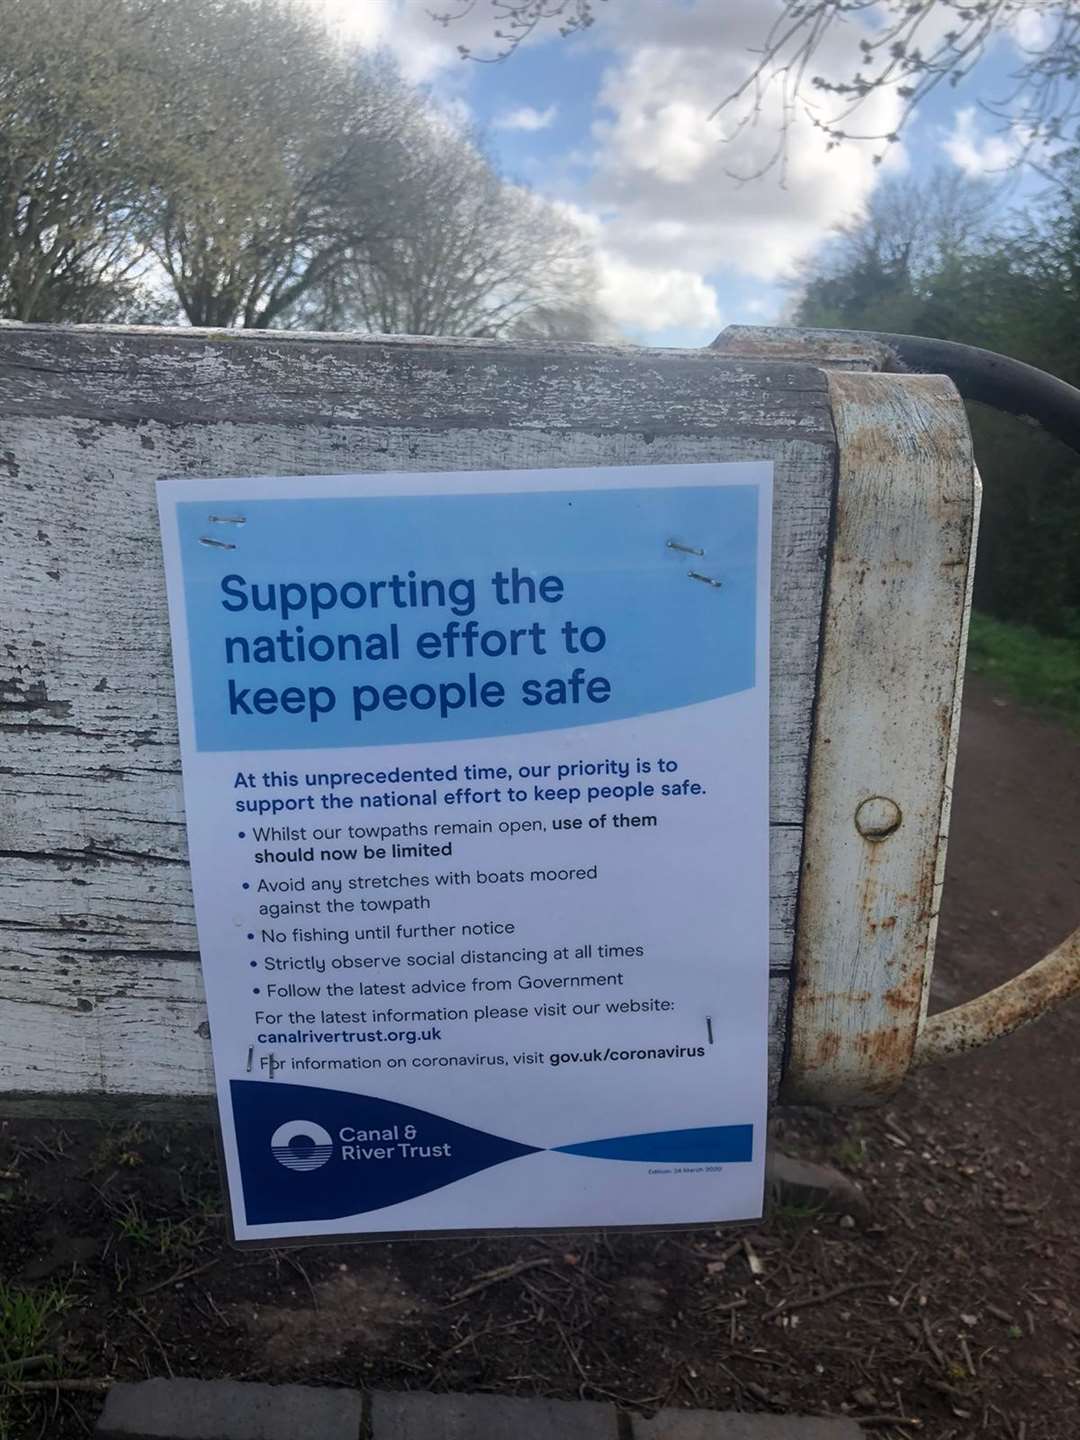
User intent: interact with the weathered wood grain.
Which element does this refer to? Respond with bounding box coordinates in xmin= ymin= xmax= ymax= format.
xmin=1 ymin=324 xmax=837 ymax=1110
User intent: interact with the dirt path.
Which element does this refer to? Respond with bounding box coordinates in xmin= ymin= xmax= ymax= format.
xmin=1 ymin=677 xmax=1078 ymax=1439
xmin=850 ymin=673 xmax=1080 ymax=1432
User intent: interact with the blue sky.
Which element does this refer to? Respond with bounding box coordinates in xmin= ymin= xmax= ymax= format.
xmin=317 ymin=1 xmax=1051 ymax=347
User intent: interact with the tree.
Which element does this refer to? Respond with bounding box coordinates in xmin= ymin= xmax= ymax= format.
xmin=713 ymin=1 xmax=1080 ymax=180
xmin=306 ymin=119 xmax=601 ymax=339
xmin=795 ymin=168 xmax=993 ymax=333
xmin=795 ymin=170 xmax=1080 ymax=635
xmin=0 ymin=0 xmax=153 ymax=321
xmin=0 ymin=0 xmax=609 ymax=335
xmin=508 ymin=300 xmax=624 ymax=343
xmin=136 ymin=1 xmax=421 ymax=329
xmin=437 ymin=1 xmax=1080 ymax=180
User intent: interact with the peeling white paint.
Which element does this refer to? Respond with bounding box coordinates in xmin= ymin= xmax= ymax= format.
xmin=1 ymin=325 xmax=834 ymax=1112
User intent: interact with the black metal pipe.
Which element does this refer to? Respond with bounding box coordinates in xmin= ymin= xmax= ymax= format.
xmin=840 ymin=330 xmax=1080 ymax=458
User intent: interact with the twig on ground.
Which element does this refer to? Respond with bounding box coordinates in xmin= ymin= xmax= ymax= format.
xmin=136 ymin=1256 xmax=221 ymax=1298
xmin=927 ymin=1379 xmax=968 ymax=1399
xmin=743 ymin=1238 xmax=764 ymax=1275
xmin=897 ymin=1281 xmax=918 ymax=1313
xmin=449 ymin=1255 xmax=553 ymax=1302
xmin=129 ymin=1308 xmax=174 ymax=1378
xmin=279 ymin=1250 xmax=318 ymax=1310
xmin=858 ymin=1416 xmax=922 ymax=1428
xmin=552 ymin=1315 xmax=589 ymax=1386
xmin=706 ymin=1238 xmax=745 ymax=1267
xmin=4 ymin=1379 xmax=112 ymax=1394
xmin=743 ymin=1380 xmax=784 ymax=1408
xmin=64 ymin=1397 xmax=92 ymax=1435
xmin=727 ymin=1350 xmax=788 ymax=1368
xmin=921 ymin=1314 xmax=947 ymax=1371
xmin=0 ymin=1356 xmax=50 ymax=1376
xmin=959 ymin=1335 xmax=976 ymax=1376
xmin=435 ymin=1316 xmax=530 ymax=1369
xmin=761 ymin=1279 xmax=889 ymax=1323
xmin=201 ymin=1289 xmax=232 ymax=1329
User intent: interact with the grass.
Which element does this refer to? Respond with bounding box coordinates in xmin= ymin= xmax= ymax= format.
xmin=966 ymin=612 xmax=1080 ymax=728
xmin=113 ymin=1194 xmax=207 ymax=1260
xmin=91 ymin=1121 xmax=146 ymax=1173
xmin=0 ymin=1279 xmax=68 ymax=1369
xmin=769 ymin=1199 xmax=824 ymax=1225
xmin=0 ymin=1282 xmax=70 ymax=1440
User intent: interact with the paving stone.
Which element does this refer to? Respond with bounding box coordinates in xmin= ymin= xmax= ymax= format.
xmin=631 ymin=1410 xmax=864 ymax=1439
xmin=371 ymin=1391 xmax=619 ymax=1440
xmin=95 ymin=1378 xmax=363 ymax=1440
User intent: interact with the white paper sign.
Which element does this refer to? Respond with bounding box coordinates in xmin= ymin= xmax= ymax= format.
xmin=157 ymin=463 xmax=772 ymax=1242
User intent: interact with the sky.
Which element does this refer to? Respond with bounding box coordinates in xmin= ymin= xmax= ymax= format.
xmin=313 ymin=0 xmax=1049 ymax=348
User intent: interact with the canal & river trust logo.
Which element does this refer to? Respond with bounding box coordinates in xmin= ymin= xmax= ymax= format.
xmin=269 ymin=1119 xmax=334 ymax=1172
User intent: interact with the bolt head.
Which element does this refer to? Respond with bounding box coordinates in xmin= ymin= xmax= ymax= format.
xmin=855 ymin=795 xmax=902 ymax=840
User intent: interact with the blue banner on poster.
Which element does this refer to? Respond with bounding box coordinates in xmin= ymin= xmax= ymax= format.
xmin=175 ymin=485 xmax=759 ymax=751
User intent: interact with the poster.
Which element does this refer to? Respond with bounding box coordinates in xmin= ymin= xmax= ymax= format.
xmin=157 ymin=462 xmax=772 ymax=1243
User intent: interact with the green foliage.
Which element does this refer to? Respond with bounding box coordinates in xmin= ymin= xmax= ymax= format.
xmin=0 ymin=1280 xmax=69 ymax=1436
xmin=112 ymin=1194 xmax=207 ymax=1259
xmin=967 ymin=410 xmax=1080 ymax=633
xmin=796 ymin=170 xmax=1080 ymax=637
xmin=0 ymin=1279 xmax=67 ymax=1367
xmin=967 ymin=612 xmax=1080 ymax=727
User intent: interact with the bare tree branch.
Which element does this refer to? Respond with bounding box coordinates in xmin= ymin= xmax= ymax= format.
xmin=0 ymin=0 xmax=154 ymax=320
xmin=304 ymin=118 xmax=605 ymax=339
xmin=438 ymin=1 xmax=1080 ymax=182
xmin=429 ymin=0 xmax=605 ymax=62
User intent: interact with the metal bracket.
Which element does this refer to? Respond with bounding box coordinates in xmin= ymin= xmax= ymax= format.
xmin=782 ymin=370 xmax=979 ymax=1104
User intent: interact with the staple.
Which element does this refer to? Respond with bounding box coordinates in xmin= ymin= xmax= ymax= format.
xmin=199 ymin=536 xmax=237 ymax=550
xmin=706 ymin=1017 xmax=714 ymax=1045
xmin=666 ymin=539 xmax=705 ymax=557
xmin=246 ymin=1046 xmax=253 ymax=1073
xmin=688 ymin=570 xmax=723 ymax=589
xmin=208 ymin=514 xmax=246 ymax=525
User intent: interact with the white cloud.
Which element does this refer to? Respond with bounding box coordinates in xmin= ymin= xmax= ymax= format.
xmin=943 ymin=107 xmax=1021 ymax=175
xmin=308 ymin=1 xmax=916 ymax=340
xmin=554 ymin=200 xmax=721 ymax=336
xmin=308 ymin=0 xmax=479 ymax=84
xmin=436 ymin=0 xmax=909 ymax=338
xmin=1012 ymin=10 xmax=1055 ymax=51
xmin=741 ymin=297 xmax=777 ymax=318
xmin=495 ymin=104 xmax=558 ymax=132
xmin=313 ymin=0 xmax=389 ymax=49
xmin=582 ymin=2 xmax=905 ymax=287
xmin=597 ymin=257 xmax=722 ymax=335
